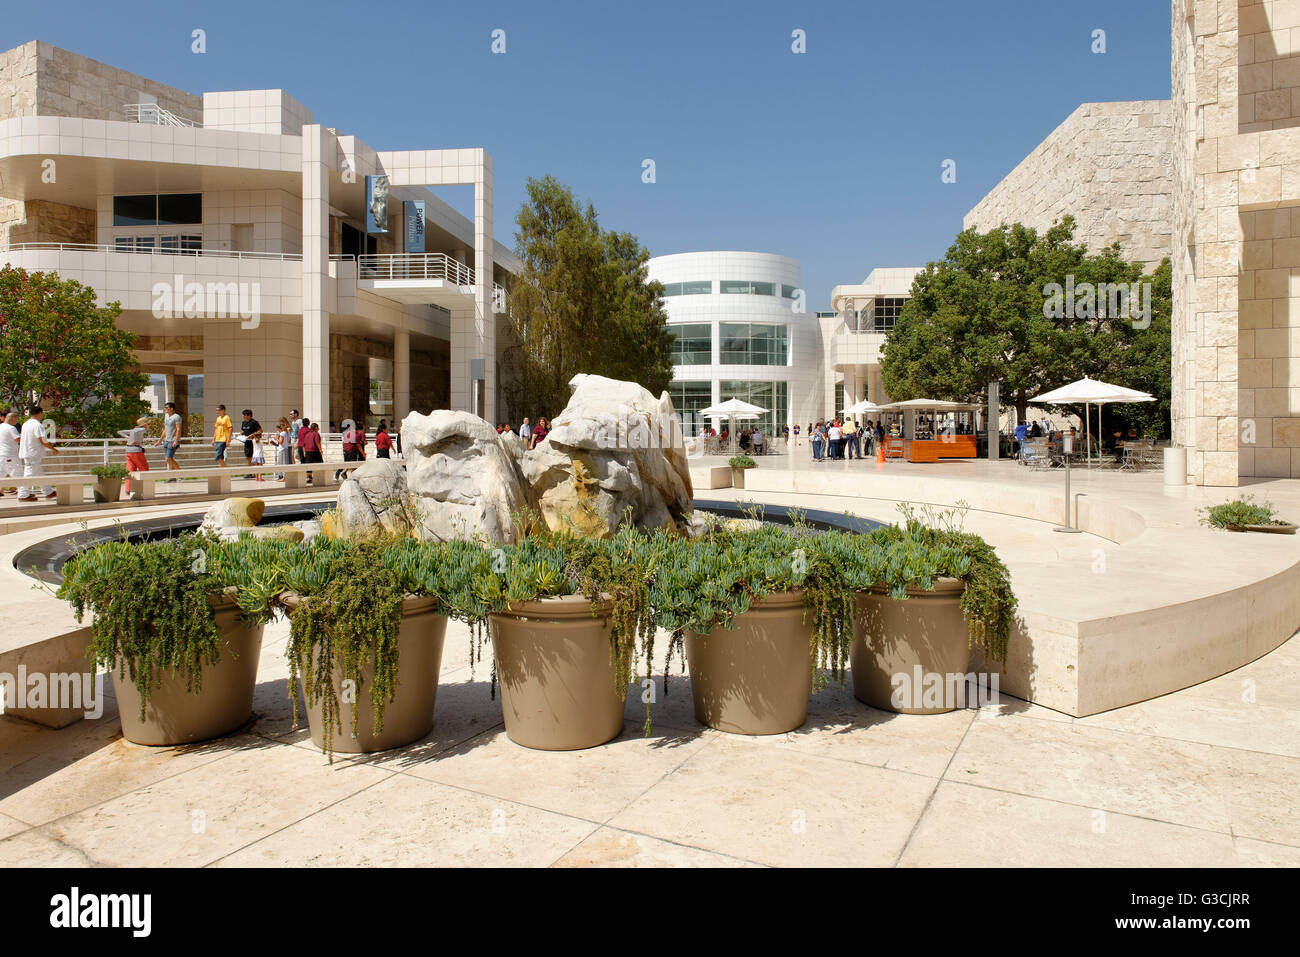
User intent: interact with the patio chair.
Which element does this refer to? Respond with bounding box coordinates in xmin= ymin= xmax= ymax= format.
xmin=1019 ymin=439 xmax=1055 ymax=470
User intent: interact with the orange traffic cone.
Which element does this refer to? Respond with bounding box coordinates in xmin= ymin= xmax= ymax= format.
xmin=876 ymin=441 xmax=886 ymax=463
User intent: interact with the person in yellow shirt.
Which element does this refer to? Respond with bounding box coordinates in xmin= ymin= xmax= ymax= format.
xmin=843 ymin=418 xmax=859 ymax=460
xmin=212 ymin=404 xmax=234 ymax=464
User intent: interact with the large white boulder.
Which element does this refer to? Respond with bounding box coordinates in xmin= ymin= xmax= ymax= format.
xmin=331 ymin=458 xmax=415 ymax=539
xmin=400 ymin=409 xmax=529 ymax=543
xmin=520 ymin=374 xmax=694 ymax=537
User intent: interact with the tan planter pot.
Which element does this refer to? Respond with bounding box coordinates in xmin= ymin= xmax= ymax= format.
xmin=684 ymin=590 xmax=811 ymax=735
xmin=851 ymin=578 xmax=970 ymax=714
xmin=732 ymin=467 xmax=747 ymax=489
xmin=114 ymin=596 xmax=264 ymax=746
xmin=93 ymin=477 xmax=123 ymax=503
xmin=290 ymin=595 xmax=447 ymax=754
xmin=489 ymin=595 xmax=625 ymax=750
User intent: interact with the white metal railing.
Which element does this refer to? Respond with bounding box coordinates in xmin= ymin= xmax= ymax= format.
xmin=358 ymin=253 xmax=475 ymax=285
xmin=124 ymin=103 xmax=199 ymax=128
xmin=7 ymin=242 xmax=303 ymax=262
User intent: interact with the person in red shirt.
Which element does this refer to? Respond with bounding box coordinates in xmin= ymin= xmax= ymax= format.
xmin=297 ymin=418 xmax=323 ymax=485
xmin=375 ymin=421 xmax=394 ymax=459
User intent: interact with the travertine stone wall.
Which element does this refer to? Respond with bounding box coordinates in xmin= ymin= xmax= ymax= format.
xmin=1239 ymin=0 xmax=1300 ymax=132
xmin=963 ymin=100 xmax=1174 ymax=269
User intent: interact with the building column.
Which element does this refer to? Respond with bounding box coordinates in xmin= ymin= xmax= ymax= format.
xmin=302 ymin=125 xmax=331 ymax=433
xmin=164 ymin=372 xmax=189 ymax=420
xmin=451 ymin=150 xmax=496 ymax=422
xmin=394 ymin=330 xmax=410 ymax=425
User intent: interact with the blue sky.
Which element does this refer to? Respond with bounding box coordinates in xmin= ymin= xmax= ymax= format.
xmin=4 ymin=0 xmax=1173 ymax=308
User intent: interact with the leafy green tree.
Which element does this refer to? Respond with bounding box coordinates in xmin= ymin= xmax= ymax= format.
xmin=0 ymin=265 xmax=148 ymax=436
xmin=502 ymin=176 xmax=674 ymax=419
xmin=880 ymin=218 xmax=1171 ymax=435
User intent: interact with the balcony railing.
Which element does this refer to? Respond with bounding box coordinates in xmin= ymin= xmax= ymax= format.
xmin=358 ymin=253 xmax=475 ymax=285
xmin=124 ymin=103 xmax=199 ymax=128
xmin=7 ymin=242 xmax=303 ymax=262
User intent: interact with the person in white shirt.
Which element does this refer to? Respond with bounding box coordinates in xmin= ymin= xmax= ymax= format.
xmin=519 ymin=418 xmax=532 ymax=443
xmin=0 ymin=409 xmax=22 ymax=496
xmin=17 ymin=405 xmax=59 ymax=501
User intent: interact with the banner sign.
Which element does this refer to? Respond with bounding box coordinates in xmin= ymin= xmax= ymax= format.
xmin=365 ymin=175 xmax=389 ymax=234
xmin=404 ymin=200 xmax=425 ymax=252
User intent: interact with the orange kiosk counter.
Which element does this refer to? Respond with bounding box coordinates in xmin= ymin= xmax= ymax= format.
xmin=880 ymin=401 xmax=982 ymax=463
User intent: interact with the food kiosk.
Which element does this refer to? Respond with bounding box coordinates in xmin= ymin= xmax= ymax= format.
xmin=878 ymin=400 xmax=982 ymax=463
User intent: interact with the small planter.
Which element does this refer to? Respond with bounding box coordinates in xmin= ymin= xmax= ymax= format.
xmin=684 ymin=590 xmax=812 ymax=735
xmin=851 ymin=578 xmax=971 ymax=715
xmin=113 ymin=596 xmax=264 ymax=746
xmin=489 ymin=595 xmax=625 ymax=750
xmin=732 ymin=467 xmax=747 ymax=489
xmin=289 ymin=595 xmax=447 ymax=754
xmin=93 ymin=476 xmax=123 ymax=503
xmin=1244 ymin=523 xmax=1297 ymax=535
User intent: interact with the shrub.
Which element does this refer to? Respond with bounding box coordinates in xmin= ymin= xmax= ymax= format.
xmin=729 ymin=454 xmax=756 ymax=469
xmin=1199 ymin=496 xmax=1289 ymax=531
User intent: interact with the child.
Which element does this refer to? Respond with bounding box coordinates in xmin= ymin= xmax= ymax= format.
xmin=251 ymin=432 xmax=266 ymax=482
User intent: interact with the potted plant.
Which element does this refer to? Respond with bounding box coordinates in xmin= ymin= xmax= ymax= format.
xmin=281 ymin=536 xmax=453 ymax=759
xmin=90 ymin=463 xmax=128 ymax=503
xmin=472 ymin=526 xmax=656 ymax=751
xmin=651 ymin=519 xmax=852 ymax=735
xmin=843 ymin=504 xmax=1017 ymax=715
xmin=1199 ymin=496 xmax=1297 ymax=534
xmin=729 ymin=454 xmax=756 ymax=489
xmin=56 ymin=534 xmax=281 ymax=745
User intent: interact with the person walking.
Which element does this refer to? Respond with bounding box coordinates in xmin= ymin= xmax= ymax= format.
xmin=239 ymin=409 xmax=262 ymax=478
xmin=156 ymin=401 xmax=182 ymax=476
xmin=811 ymin=421 xmax=824 ymax=462
xmin=844 ymin=418 xmax=859 ymax=460
xmin=374 ymin=422 xmax=393 ymax=459
xmin=290 ymin=409 xmax=304 ymax=463
xmin=119 ymin=415 xmax=150 ymax=497
xmin=298 ymin=418 xmax=322 ymax=485
xmin=272 ymin=417 xmax=292 ymax=480
xmin=0 ymin=409 xmax=21 ymax=497
xmin=17 ymin=405 xmax=59 ymax=501
xmin=213 ymin=404 xmax=233 ymax=465
xmin=828 ymin=419 xmax=843 ymax=460
xmin=519 ymin=418 xmax=532 ymax=444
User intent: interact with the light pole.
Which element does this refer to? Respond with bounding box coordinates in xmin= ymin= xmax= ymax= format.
xmin=1053 ymin=432 xmax=1081 ymax=534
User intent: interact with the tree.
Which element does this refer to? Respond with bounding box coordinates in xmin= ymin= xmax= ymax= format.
xmin=502 ymin=176 xmax=674 ymax=419
xmin=0 ymin=265 xmax=149 ymax=436
xmin=880 ymin=218 xmax=1172 ymax=435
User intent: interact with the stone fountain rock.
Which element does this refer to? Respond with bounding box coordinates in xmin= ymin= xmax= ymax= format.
xmin=520 ymin=374 xmax=694 ymax=537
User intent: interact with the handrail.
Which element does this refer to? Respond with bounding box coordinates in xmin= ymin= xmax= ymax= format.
xmin=358 ymin=252 xmax=475 ymax=285
xmin=6 ymin=242 xmax=303 ymax=262
xmin=124 ymin=103 xmax=199 ymax=128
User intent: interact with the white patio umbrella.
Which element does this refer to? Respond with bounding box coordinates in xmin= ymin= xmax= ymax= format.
xmin=841 ymin=399 xmax=881 ymax=416
xmin=1031 ymin=376 xmax=1155 ymax=467
xmin=698 ymin=398 xmax=769 ymax=451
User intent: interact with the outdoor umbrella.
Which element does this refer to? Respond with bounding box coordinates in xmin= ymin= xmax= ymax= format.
xmin=697 ymin=398 xmax=769 ymax=453
xmin=1031 ymin=376 xmax=1155 ymax=467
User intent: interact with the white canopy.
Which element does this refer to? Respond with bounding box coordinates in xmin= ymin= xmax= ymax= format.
xmin=841 ymin=399 xmax=881 ymax=415
xmin=879 ymin=398 xmax=982 ymax=411
xmin=698 ymin=398 xmax=769 ymax=417
xmin=1030 ymin=376 xmax=1155 ymax=466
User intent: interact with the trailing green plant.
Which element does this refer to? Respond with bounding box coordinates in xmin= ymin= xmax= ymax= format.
xmin=57 ymin=533 xmax=280 ymax=720
xmin=729 ymin=454 xmax=756 ymax=469
xmin=90 ymin=463 xmax=128 ymax=479
xmin=1199 ymin=495 xmax=1289 ymax=531
xmin=843 ymin=503 xmax=1018 ymax=663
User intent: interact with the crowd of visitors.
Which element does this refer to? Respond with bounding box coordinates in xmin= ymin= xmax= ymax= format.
xmin=804 ymin=418 xmax=885 ymax=463
xmin=496 ymin=416 xmax=551 ymax=449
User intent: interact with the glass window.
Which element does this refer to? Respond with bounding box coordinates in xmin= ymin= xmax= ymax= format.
xmin=781 ymin=284 xmax=799 ymax=299
xmin=134 ymin=236 xmax=155 ymax=252
xmin=872 ymin=297 xmax=906 ymax=332
xmin=835 ymin=382 xmax=845 ymax=416
xmin=160 ymin=235 xmax=179 ymax=253
xmin=661 ymin=280 xmax=711 ymax=297
xmin=158 ymin=193 xmax=202 ymax=225
xmin=719 ymin=323 xmax=788 ymax=365
xmin=719 ymin=380 xmax=788 ymax=436
xmin=719 ymin=280 xmax=775 ymax=296
xmin=113 ymin=195 xmax=156 ymax=227
xmin=669 ymin=323 xmax=712 ymax=365
xmin=668 ymin=380 xmax=713 ymax=436
xmin=181 ymin=235 xmax=202 ymax=252
xmin=114 ymin=236 xmax=133 ymax=252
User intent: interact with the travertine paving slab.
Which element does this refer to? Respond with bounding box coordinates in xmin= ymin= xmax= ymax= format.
xmin=43 ymin=734 xmax=391 ymax=867
xmin=1212 ymin=747 xmax=1300 ymax=848
xmin=609 ymin=736 xmax=935 ymax=867
xmin=553 ymin=827 xmax=763 ymax=867
xmin=391 ymin=723 xmax=713 ymax=822
xmin=1232 ymin=837 xmax=1300 ymax=866
xmin=214 ymin=772 xmax=597 ymax=867
xmin=946 ymin=719 xmax=1233 ymax=833
xmin=1076 ymin=690 xmax=1300 ymax=758
xmin=0 ymin=827 xmax=96 ymax=866
xmin=899 ymin=781 xmax=1240 ymax=868
xmin=0 ymin=810 xmax=30 ymax=840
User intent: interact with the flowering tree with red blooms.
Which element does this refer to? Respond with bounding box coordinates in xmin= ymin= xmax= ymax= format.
xmin=0 ymin=265 xmax=148 ymax=436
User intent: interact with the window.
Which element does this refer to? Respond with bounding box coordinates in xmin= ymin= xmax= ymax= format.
xmin=114 ymin=236 xmax=133 ymax=252
xmin=661 ymin=280 xmax=712 ymax=297
xmin=181 ymin=234 xmax=202 ymax=252
xmin=835 ymin=382 xmax=845 ymax=417
xmin=160 ymin=235 xmax=179 ymax=253
xmin=720 ymin=323 xmax=788 ymax=365
xmin=133 ymin=236 xmax=155 ymax=252
xmin=781 ymin=284 xmax=799 ymax=299
xmin=669 ymin=323 xmax=712 ymax=365
xmin=113 ymin=193 xmax=202 ymax=227
xmin=872 ymin=297 xmax=906 ymax=332
xmin=157 ymin=193 xmax=202 ymax=225
xmin=668 ymin=380 xmax=713 ymax=436
xmin=113 ymin=195 xmax=157 ymax=227
xmin=719 ymin=280 xmax=775 ymax=296
xmin=719 ymin=380 xmax=788 ymax=435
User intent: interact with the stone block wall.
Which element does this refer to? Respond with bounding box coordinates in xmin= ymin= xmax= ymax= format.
xmin=963 ymin=100 xmax=1174 ymax=269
